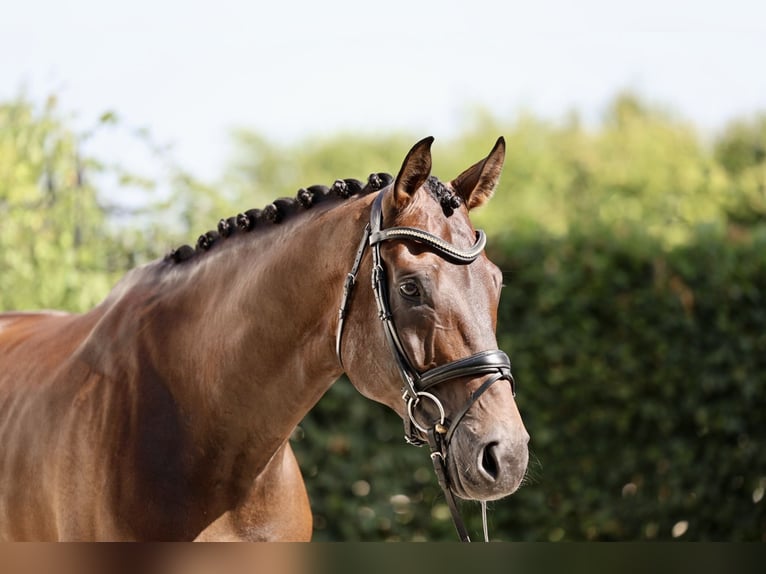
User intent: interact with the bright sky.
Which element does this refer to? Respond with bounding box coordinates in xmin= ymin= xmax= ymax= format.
xmin=2 ymin=0 xmax=765 ymax=181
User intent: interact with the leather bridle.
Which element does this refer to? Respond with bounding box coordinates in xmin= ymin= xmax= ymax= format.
xmin=336 ymin=187 xmax=516 ymax=542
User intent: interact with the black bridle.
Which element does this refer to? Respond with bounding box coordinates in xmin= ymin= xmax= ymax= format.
xmin=336 ymin=188 xmax=516 ymax=542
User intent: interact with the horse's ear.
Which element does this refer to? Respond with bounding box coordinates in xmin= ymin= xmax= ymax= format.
xmin=450 ymin=137 xmax=506 ymax=210
xmin=391 ymin=136 xmax=434 ymax=211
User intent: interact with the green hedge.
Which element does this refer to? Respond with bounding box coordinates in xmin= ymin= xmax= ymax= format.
xmin=292 ymin=223 xmax=766 ymax=541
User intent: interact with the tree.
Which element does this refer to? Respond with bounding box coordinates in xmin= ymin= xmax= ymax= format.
xmin=0 ymin=96 xmax=176 ymax=312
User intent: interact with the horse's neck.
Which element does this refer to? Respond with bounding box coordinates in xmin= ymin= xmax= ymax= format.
xmin=85 ymin=199 xmax=363 ymax=482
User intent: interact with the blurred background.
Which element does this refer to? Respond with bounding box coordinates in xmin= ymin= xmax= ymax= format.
xmin=1 ymin=0 xmax=764 ymax=540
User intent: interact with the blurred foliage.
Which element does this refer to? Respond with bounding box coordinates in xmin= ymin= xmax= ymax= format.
xmin=0 ymin=96 xmax=216 ymax=311
xmin=713 ymin=115 xmax=766 ymax=226
xmin=226 ymin=130 xmax=417 ymax=207
xmin=1 ymin=91 xmax=765 ymax=540
xmin=0 ymin=97 xmax=128 ymax=310
xmin=228 ymin=93 xmax=764 ymax=246
xmin=489 ymin=223 xmax=766 ymax=541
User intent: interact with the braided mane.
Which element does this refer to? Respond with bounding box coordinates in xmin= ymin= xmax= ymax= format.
xmin=166 ymin=170 xmax=466 ymax=265
xmin=166 ymin=172 xmax=394 ymax=264
xmin=425 ymin=176 xmax=463 ymax=217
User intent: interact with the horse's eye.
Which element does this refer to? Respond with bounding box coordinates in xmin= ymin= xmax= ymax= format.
xmin=399 ymin=281 xmax=421 ymax=299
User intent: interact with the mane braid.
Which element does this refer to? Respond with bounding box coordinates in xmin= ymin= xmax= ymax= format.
xmin=164 ymin=172 xmax=393 ymax=265
xmin=426 ymin=175 xmax=462 ymax=217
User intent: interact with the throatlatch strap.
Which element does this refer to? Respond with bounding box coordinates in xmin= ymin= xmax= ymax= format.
xmin=335 ymin=223 xmax=371 ymax=368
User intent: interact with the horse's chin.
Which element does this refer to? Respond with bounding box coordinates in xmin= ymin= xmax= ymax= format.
xmin=446 ymin=458 xmax=522 ymax=502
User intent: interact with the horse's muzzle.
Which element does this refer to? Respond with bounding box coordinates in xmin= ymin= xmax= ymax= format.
xmin=449 ymin=426 xmax=530 ymax=501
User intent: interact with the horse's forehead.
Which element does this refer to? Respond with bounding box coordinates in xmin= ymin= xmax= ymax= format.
xmin=389 ymin=194 xmax=495 ymax=288
xmin=398 ymin=191 xmax=476 ymax=247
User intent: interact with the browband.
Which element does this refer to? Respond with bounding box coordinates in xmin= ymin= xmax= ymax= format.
xmin=369 ymin=227 xmax=487 ymax=264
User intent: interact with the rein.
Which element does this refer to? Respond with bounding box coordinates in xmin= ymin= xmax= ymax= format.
xmin=336 ymin=188 xmax=516 ymax=542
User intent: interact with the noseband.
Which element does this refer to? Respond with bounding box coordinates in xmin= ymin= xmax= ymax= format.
xmin=336 ymin=188 xmax=516 ymax=541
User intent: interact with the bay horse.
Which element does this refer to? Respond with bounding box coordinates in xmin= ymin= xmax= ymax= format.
xmin=0 ymin=137 xmax=528 ymax=541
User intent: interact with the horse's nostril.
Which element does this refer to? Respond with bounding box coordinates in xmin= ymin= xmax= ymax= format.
xmin=480 ymin=441 xmax=500 ymax=481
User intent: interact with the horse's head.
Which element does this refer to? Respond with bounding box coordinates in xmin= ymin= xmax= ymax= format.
xmin=342 ymin=137 xmax=529 ymax=503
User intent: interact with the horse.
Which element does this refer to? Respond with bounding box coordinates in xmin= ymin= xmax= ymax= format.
xmin=0 ymin=137 xmax=529 ymax=541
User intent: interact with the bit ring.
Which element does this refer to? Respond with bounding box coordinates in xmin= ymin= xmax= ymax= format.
xmin=406 ymin=391 xmax=446 ymax=434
